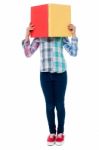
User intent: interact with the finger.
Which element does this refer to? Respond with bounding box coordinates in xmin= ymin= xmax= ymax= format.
xmin=68 ymin=24 xmax=74 ymax=28
xmin=68 ymin=25 xmax=75 ymax=29
xmin=68 ymin=26 xmax=73 ymax=30
xmin=69 ymin=24 xmax=74 ymax=26
xmin=29 ymin=22 xmax=35 ymax=27
xmin=68 ymin=24 xmax=72 ymax=27
xmin=69 ymin=28 xmax=73 ymax=31
xmin=29 ymin=26 xmax=35 ymax=31
xmin=30 ymin=25 xmax=35 ymax=28
xmin=30 ymin=25 xmax=35 ymax=29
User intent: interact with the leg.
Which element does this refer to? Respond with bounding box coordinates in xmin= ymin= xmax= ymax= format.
xmin=53 ymin=71 xmax=67 ymax=134
xmin=40 ymin=72 xmax=56 ymax=134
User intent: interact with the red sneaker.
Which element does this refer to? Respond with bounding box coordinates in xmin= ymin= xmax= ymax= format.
xmin=47 ymin=134 xmax=56 ymax=146
xmin=56 ymin=133 xmax=64 ymax=146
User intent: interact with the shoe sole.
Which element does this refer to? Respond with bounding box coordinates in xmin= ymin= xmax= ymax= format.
xmin=47 ymin=142 xmax=55 ymax=146
xmin=55 ymin=141 xmax=64 ymax=146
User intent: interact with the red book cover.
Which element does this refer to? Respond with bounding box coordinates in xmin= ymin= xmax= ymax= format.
xmin=30 ymin=4 xmax=48 ymax=37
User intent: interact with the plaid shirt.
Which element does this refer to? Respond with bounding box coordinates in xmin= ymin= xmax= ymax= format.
xmin=22 ymin=37 xmax=78 ymax=73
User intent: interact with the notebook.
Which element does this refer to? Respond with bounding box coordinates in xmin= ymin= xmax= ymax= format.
xmin=30 ymin=4 xmax=71 ymax=37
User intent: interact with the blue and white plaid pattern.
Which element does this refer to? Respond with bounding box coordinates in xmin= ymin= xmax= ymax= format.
xmin=22 ymin=37 xmax=78 ymax=73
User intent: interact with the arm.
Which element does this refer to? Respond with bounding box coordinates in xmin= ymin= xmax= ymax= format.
xmin=63 ymin=24 xmax=78 ymax=56
xmin=22 ymin=38 xmax=40 ymax=57
xmin=63 ymin=36 xmax=78 ymax=56
xmin=22 ymin=23 xmax=40 ymax=57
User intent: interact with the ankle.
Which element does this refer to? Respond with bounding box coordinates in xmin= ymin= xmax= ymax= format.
xmin=57 ymin=133 xmax=63 ymax=137
xmin=49 ymin=133 xmax=56 ymax=137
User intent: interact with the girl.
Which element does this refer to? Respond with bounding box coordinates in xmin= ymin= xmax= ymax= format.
xmin=22 ymin=23 xmax=78 ymax=146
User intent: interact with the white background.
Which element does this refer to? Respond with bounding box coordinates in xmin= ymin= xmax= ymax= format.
xmin=0 ymin=0 xmax=99 ymax=150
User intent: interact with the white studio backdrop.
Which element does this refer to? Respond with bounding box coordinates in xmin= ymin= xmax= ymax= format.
xmin=0 ymin=0 xmax=99 ymax=150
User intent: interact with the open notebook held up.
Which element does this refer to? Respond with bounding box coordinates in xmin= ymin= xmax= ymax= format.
xmin=30 ymin=4 xmax=71 ymax=37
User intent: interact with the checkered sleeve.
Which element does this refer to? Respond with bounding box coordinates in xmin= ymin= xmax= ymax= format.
xmin=63 ymin=37 xmax=78 ymax=56
xmin=22 ymin=38 xmax=40 ymax=57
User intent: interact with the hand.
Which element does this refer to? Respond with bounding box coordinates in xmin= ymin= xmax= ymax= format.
xmin=68 ymin=24 xmax=76 ymax=37
xmin=25 ymin=23 xmax=35 ymax=39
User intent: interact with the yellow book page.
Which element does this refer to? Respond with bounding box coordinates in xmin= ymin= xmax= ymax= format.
xmin=48 ymin=4 xmax=71 ymax=37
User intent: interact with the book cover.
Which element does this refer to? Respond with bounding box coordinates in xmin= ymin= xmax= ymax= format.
xmin=30 ymin=4 xmax=48 ymax=37
xmin=49 ymin=4 xmax=71 ymax=37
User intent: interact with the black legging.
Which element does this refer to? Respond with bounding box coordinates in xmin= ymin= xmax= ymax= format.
xmin=40 ymin=71 xmax=67 ymax=134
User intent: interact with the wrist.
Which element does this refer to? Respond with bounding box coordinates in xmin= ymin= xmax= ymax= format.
xmin=25 ymin=35 xmax=29 ymax=41
xmin=72 ymin=33 xmax=76 ymax=38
